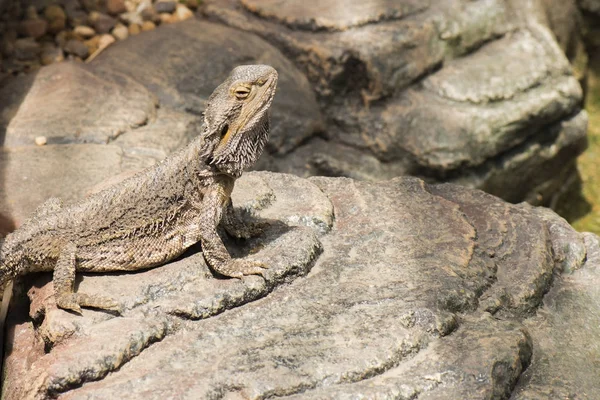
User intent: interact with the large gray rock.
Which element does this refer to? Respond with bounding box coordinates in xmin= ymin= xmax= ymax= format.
xmin=205 ymin=0 xmax=588 ymax=206
xmin=2 ymin=173 xmax=598 ymax=399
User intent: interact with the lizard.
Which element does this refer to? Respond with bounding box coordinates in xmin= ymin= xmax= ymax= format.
xmin=0 ymin=64 xmax=278 ymax=314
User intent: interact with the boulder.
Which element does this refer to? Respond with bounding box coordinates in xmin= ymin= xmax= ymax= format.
xmin=3 ymin=172 xmax=598 ymax=399
xmin=205 ymin=0 xmax=588 ymax=206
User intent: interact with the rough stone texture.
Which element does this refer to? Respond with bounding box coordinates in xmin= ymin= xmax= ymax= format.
xmin=205 ymin=0 xmax=588 ymax=206
xmin=3 ymin=173 xmax=599 ymax=399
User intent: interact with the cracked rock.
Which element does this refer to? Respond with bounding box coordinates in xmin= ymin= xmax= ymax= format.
xmin=3 ymin=174 xmax=600 ymax=399
xmin=206 ymin=0 xmax=587 ymax=206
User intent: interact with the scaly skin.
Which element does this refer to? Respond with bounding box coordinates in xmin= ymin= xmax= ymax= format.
xmin=0 ymin=65 xmax=278 ymax=313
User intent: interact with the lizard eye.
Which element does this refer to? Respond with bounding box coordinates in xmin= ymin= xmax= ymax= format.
xmin=234 ymin=86 xmax=251 ymax=100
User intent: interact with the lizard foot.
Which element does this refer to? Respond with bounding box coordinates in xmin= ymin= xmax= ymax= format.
xmin=213 ymin=259 xmax=269 ymax=279
xmin=56 ymin=293 xmax=122 ymax=314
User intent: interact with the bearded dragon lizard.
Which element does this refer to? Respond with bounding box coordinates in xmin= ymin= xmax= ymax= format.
xmin=0 ymin=65 xmax=278 ymax=313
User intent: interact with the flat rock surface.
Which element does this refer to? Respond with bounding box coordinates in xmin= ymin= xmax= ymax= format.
xmin=0 ymin=62 xmax=157 ymax=147
xmin=3 ymin=173 xmax=600 ymax=399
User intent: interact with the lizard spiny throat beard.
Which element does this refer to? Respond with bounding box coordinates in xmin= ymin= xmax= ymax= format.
xmin=211 ymin=75 xmax=277 ymax=176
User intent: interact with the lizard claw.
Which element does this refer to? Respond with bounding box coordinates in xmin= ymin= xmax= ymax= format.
xmin=55 ymin=294 xmax=83 ymax=314
xmin=213 ymin=259 xmax=269 ymax=278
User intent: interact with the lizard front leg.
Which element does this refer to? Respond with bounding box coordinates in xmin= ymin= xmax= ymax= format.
xmin=199 ymin=186 xmax=268 ymax=278
xmin=222 ymin=199 xmax=267 ymax=240
xmin=54 ymin=242 xmax=121 ymax=313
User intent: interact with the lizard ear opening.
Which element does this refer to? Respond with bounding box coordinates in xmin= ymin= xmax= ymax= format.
xmin=219 ymin=124 xmax=229 ymax=140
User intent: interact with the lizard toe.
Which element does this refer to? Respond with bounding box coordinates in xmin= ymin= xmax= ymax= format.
xmin=214 ymin=259 xmax=269 ymax=278
xmin=55 ymin=294 xmax=83 ymax=314
xmin=75 ymin=293 xmax=122 ymax=313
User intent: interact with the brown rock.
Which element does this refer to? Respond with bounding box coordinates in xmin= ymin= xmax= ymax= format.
xmin=19 ymin=19 xmax=48 ymax=39
xmin=175 ymin=4 xmax=194 ymax=21
xmin=84 ymin=35 xmax=101 ymax=54
xmin=63 ymin=39 xmax=89 ymax=58
xmin=1 ymin=31 xmax=17 ymax=57
xmin=14 ymin=38 xmax=41 ymax=61
xmin=98 ymin=33 xmax=116 ymax=48
xmin=54 ymin=30 xmax=71 ymax=48
xmin=154 ymin=1 xmax=177 ymax=14
xmin=40 ymin=44 xmax=64 ymax=65
xmin=124 ymin=0 xmax=136 ymax=13
xmin=106 ymin=0 xmax=127 ymax=15
xmin=89 ymin=11 xmax=117 ymax=34
xmin=128 ymin=23 xmax=141 ymax=35
xmin=65 ymin=8 xmax=88 ymax=27
xmin=159 ymin=12 xmax=176 ymax=24
xmin=111 ymin=23 xmax=129 ymax=40
xmin=43 ymin=4 xmax=67 ymax=34
xmin=24 ymin=5 xmax=38 ymax=20
xmin=140 ymin=20 xmax=156 ymax=31
xmin=140 ymin=5 xmax=157 ymax=21
xmin=119 ymin=11 xmax=143 ymax=26
xmin=73 ymin=25 xmax=96 ymax=39
xmin=186 ymin=0 xmax=199 ymax=10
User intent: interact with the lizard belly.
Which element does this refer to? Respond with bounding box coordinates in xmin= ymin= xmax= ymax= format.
xmin=76 ymin=223 xmax=200 ymax=272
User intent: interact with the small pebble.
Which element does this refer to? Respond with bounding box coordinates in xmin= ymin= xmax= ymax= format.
xmin=14 ymin=38 xmax=41 ymax=61
xmin=159 ymin=12 xmax=175 ymax=24
xmin=19 ymin=19 xmax=48 ymax=39
xmin=186 ymin=0 xmax=199 ymax=10
xmin=154 ymin=1 xmax=177 ymax=14
xmin=74 ymin=25 xmax=96 ymax=38
xmin=40 ymin=44 xmax=64 ymax=65
xmin=84 ymin=35 xmax=101 ymax=54
xmin=106 ymin=0 xmax=127 ymax=15
xmin=63 ymin=38 xmax=89 ymax=58
xmin=111 ymin=23 xmax=129 ymax=40
xmin=25 ymin=5 xmax=38 ymax=20
xmin=35 ymin=136 xmax=47 ymax=146
xmin=66 ymin=9 xmax=88 ymax=27
xmin=98 ymin=33 xmax=116 ymax=48
xmin=44 ymin=5 xmax=67 ymax=34
xmin=89 ymin=11 xmax=117 ymax=34
xmin=128 ymin=23 xmax=141 ymax=35
xmin=140 ymin=21 xmax=156 ymax=31
xmin=175 ymin=4 xmax=194 ymax=21
xmin=54 ymin=30 xmax=70 ymax=48
xmin=119 ymin=11 xmax=143 ymax=26
xmin=124 ymin=0 xmax=136 ymax=13
xmin=140 ymin=4 xmax=156 ymax=21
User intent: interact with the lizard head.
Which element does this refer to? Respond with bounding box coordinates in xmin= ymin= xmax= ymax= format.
xmin=201 ymin=64 xmax=278 ymax=177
